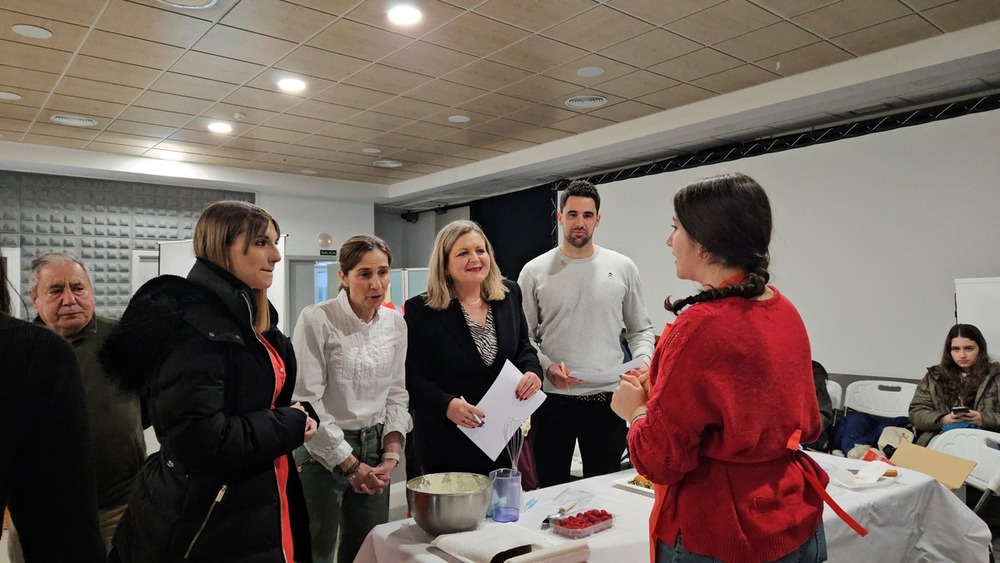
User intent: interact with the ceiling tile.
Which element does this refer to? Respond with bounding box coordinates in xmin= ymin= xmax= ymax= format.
xmin=509 ymin=126 xmax=573 ymax=144
xmin=246 ymin=69 xmax=333 ymax=96
xmin=222 ymin=87 xmax=303 ymax=112
xmin=294 ymin=133 xmax=354 ymax=150
xmin=118 ymin=106 xmax=190 ymax=128
xmin=46 ymin=93 xmax=125 ymax=119
xmin=748 ymin=0 xmax=841 ymax=18
xmin=544 ymin=54 xmax=638 ymax=87
xmin=0 ymin=64 xmax=59 ymax=92
xmin=475 ymin=0 xmax=596 ymax=32
xmin=153 ymin=139 xmax=215 ymax=154
xmin=286 ymin=99 xmax=361 ymax=122
xmin=499 ymin=75 xmax=581 ymax=103
xmin=341 ymin=111 xmax=412 ymax=131
xmin=240 ymin=126 xmax=308 ymax=143
xmin=312 ymin=83 xmax=396 ymax=109
xmin=544 ymin=6 xmax=655 ymax=51
xmin=184 ymin=116 xmax=256 ymax=137
xmin=550 ymin=113 xmax=616 ymax=134
xmin=97 ymin=1 xmax=212 ymax=47
xmin=715 ymin=21 xmax=820 ymax=62
xmin=283 ymin=0 xmax=362 ymax=16
xmin=0 ymin=10 xmax=88 ymax=49
xmin=23 ymin=133 xmax=89 ymax=148
xmin=382 ymin=41 xmax=479 ymax=76
xmin=588 ymin=100 xmax=663 ymax=122
xmin=309 ymin=19 xmax=412 ymax=62
xmin=464 ymin=117 xmax=537 ymax=138
xmin=488 ymin=138 xmax=538 ymax=153
xmin=364 ymin=131 xmax=425 ymax=150
xmin=648 ymin=48 xmax=742 ymax=81
xmin=371 ymin=97 xmax=449 ymax=120
xmin=264 ymin=113 xmax=333 ymax=134
xmin=594 ymin=70 xmax=680 ymax=99
xmin=66 ymin=56 xmax=160 ymax=89
xmin=793 ymin=0 xmax=914 ymax=39
xmin=1 ymin=42 xmax=72 ymax=74
xmin=605 ymin=0 xmax=727 ymax=25
xmin=488 ymin=36 xmax=588 ymax=73
xmin=833 ymin=14 xmax=939 ymax=56
xmin=87 ymin=142 xmax=148 ymax=156
xmin=423 ymin=13 xmax=531 ymax=57
xmin=320 ymin=123 xmax=383 ymax=143
xmin=899 ymin=0 xmax=953 ymax=9
xmin=105 ymin=119 xmax=178 ymax=138
xmin=55 ymin=76 xmax=142 ymax=105
xmin=201 ymin=103 xmax=278 ymax=125
xmin=692 ymin=63 xmax=781 ymax=93
xmin=2 ymin=0 xmax=105 ymax=26
xmin=923 ymin=0 xmax=1000 ymax=32
xmin=0 ymin=103 xmax=39 ymax=121
xmin=127 ymin=0 xmax=237 ymax=22
xmin=275 ymin=46 xmax=370 ymax=82
xmin=134 ymin=91 xmax=215 ymax=115
xmin=80 ymin=30 xmax=184 ymax=68
xmin=207 ymin=145 xmax=269 ymax=160
xmin=756 ymin=41 xmax=854 ymax=76
xmin=601 ymin=29 xmax=702 ymax=68
xmin=0 ymin=117 xmax=30 ymax=134
xmin=170 ymin=128 xmax=234 ymax=145
xmin=347 ymin=0 xmax=467 ymax=37
xmin=442 ymin=59 xmax=533 ymax=91
xmin=29 ymin=121 xmax=100 ymax=140
xmin=343 ymin=64 xmax=433 ymax=95
xmin=392 ymin=120 xmax=457 ymax=139
xmin=505 ymin=103 xmax=577 ymax=126
xmin=666 ymin=0 xmax=780 ymax=44
xmin=0 ymin=87 xmax=46 ymax=109
xmin=169 ymin=51 xmax=266 ymax=84
xmin=150 ymin=72 xmax=237 ymax=100
xmin=193 ymin=25 xmax=296 ymax=66
xmin=636 ymin=83 xmax=717 ymax=109
xmin=220 ymin=0 xmax=336 ymax=42
xmin=405 ymin=79 xmax=488 ymax=106
xmin=92 ymin=131 xmax=160 ymax=148
xmin=457 ymin=92 xmax=535 ymax=117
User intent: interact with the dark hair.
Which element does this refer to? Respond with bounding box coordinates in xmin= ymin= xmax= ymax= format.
xmin=559 ymin=179 xmax=600 ymax=212
xmin=665 ymin=172 xmax=772 ymax=314
xmin=0 ymin=247 xmax=10 ymax=315
xmin=936 ymin=323 xmax=991 ymax=407
xmin=338 ymin=234 xmax=392 ymax=291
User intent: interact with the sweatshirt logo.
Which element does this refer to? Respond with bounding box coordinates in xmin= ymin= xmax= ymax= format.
xmin=608 ymin=272 xmax=613 ymax=278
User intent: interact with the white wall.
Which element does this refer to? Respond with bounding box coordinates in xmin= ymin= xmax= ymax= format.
xmin=257 ymin=194 xmax=374 ymax=257
xmin=375 ymin=209 xmax=437 ymax=269
xmin=597 ymin=110 xmax=1000 ymax=380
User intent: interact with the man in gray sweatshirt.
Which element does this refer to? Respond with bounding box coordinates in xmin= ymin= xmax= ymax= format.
xmin=518 ymin=180 xmax=655 ymax=487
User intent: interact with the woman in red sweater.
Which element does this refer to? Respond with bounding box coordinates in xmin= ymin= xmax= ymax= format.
xmin=611 ymin=172 xmax=827 ymax=563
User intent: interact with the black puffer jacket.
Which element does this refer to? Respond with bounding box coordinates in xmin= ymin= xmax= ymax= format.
xmin=100 ymin=259 xmax=312 ymax=563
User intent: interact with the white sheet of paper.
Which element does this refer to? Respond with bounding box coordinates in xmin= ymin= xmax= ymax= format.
xmin=569 ymin=358 xmax=645 ymax=383
xmin=458 ymin=360 xmax=546 ymax=461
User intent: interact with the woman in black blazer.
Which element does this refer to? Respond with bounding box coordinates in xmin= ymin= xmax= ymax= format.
xmin=405 ymin=220 xmax=543 ymax=476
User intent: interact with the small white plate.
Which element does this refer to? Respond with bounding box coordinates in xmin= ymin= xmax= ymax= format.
xmin=612 ymin=474 xmax=655 ymax=497
xmin=831 ymin=468 xmax=896 ymax=489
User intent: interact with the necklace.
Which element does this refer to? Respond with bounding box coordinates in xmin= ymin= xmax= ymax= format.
xmin=461 ymin=297 xmax=483 ymax=307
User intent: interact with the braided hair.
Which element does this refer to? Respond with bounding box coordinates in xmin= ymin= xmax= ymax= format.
xmin=665 ymin=172 xmax=772 ymax=314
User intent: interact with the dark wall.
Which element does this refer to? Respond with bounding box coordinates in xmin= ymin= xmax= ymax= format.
xmin=470 ymin=185 xmax=554 ymax=281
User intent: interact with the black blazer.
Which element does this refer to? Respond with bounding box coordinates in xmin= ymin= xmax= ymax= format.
xmin=405 ymin=279 xmax=541 ymax=475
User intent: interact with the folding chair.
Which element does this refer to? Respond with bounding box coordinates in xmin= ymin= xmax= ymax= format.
xmin=843 ymin=380 xmax=917 ymax=418
xmin=928 ymin=428 xmax=1000 ymax=513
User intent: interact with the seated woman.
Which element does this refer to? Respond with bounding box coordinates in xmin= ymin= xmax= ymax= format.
xmin=910 ymin=323 xmax=1000 ymax=446
xmin=405 ymin=220 xmax=542 ymax=476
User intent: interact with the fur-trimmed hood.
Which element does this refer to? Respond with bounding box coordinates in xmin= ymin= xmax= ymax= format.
xmin=100 ymin=258 xmax=279 ymax=394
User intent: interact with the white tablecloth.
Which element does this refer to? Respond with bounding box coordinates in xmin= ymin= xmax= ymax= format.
xmin=355 ymin=452 xmax=990 ymax=562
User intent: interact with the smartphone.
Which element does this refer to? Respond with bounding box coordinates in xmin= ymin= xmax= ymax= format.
xmin=951 ymin=406 xmax=971 ymax=414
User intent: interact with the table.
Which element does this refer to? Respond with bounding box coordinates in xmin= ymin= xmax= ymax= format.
xmin=355 ymin=452 xmax=990 ymax=562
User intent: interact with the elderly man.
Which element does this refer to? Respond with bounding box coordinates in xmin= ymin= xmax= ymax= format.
xmin=7 ymin=252 xmax=145 ymax=562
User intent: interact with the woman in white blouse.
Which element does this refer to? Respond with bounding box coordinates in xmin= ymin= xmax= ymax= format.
xmin=291 ymin=234 xmax=410 ymax=563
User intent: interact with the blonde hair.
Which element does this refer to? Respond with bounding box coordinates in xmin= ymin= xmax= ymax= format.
xmin=193 ymin=201 xmax=279 ymax=333
xmin=424 ymin=220 xmax=507 ymax=310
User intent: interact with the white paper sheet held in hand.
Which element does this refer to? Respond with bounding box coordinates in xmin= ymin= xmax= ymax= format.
xmin=459 ymin=360 xmax=546 ymax=461
xmin=569 ymin=358 xmax=645 ymax=384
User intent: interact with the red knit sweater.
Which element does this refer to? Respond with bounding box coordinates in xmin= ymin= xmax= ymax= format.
xmin=628 ymin=287 xmax=827 ymax=563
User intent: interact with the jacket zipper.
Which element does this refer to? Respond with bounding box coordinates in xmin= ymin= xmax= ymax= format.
xmin=184 ymin=484 xmax=227 ymax=559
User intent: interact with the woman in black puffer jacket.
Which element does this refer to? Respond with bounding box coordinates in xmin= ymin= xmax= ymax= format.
xmin=101 ymin=201 xmax=317 ymax=563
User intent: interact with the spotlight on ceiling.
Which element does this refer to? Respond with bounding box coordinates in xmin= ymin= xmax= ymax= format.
xmin=388 ymin=5 xmax=422 ymax=26
xmin=277 ymin=78 xmax=306 ymax=93
xmin=208 ymin=122 xmax=232 ymax=133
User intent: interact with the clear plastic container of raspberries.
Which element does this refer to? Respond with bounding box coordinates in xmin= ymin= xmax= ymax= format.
xmin=550 ymin=509 xmax=615 ymax=539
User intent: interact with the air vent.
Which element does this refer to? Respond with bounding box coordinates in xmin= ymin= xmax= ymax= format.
xmin=565 ymin=95 xmax=607 ymax=109
xmin=50 ymin=114 xmax=98 ymax=127
xmin=373 ymin=159 xmax=403 ymax=169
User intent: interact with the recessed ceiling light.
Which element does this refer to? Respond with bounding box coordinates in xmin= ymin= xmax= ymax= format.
xmin=387 ymin=5 xmax=422 ymax=25
xmin=300 ymin=169 xmax=317 ymax=175
xmin=565 ymin=95 xmax=607 ymax=109
xmin=50 ymin=114 xmax=98 ymax=127
xmin=0 ymin=91 xmax=23 ymax=101
xmin=577 ymin=66 xmax=605 ymax=78
xmin=448 ymin=115 xmax=470 ymax=123
xmin=157 ymin=0 xmax=218 ymax=9
xmin=277 ymin=78 xmax=306 ymax=93
xmin=208 ymin=122 xmax=232 ymax=133
xmin=361 ymin=147 xmax=382 ymax=154
xmin=373 ymin=159 xmax=403 ymax=169
xmin=12 ymin=24 xmax=52 ymax=39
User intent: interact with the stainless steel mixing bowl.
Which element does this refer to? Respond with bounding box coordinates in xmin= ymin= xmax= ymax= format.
xmin=405 ymin=472 xmax=493 ymax=536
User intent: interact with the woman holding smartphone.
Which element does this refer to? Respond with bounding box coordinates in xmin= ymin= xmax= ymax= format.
xmin=909 ymin=323 xmax=1000 ymax=446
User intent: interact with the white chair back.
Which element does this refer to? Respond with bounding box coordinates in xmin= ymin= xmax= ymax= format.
xmin=928 ymin=428 xmax=1000 ymax=512
xmin=843 ymin=380 xmax=916 ymax=418
xmin=826 ymin=380 xmax=843 ymax=411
